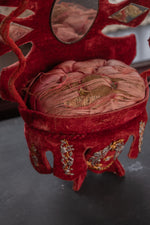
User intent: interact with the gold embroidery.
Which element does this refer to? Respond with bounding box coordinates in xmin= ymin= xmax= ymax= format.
xmin=60 ymin=139 xmax=74 ymax=175
xmin=30 ymin=144 xmax=39 ymax=167
xmin=87 ymin=160 xmax=114 ymax=171
xmin=87 ymin=139 xmax=124 ymax=171
xmin=139 ymin=121 xmax=145 ymax=152
xmin=110 ymin=139 xmax=124 ymax=151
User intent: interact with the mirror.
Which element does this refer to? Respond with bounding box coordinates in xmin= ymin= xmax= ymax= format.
xmin=51 ymin=0 xmax=99 ymax=44
xmin=109 ymin=3 xmax=149 ymax=23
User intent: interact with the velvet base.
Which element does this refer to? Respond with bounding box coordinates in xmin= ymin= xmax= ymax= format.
xmin=24 ymin=107 xmax=148 ymax=191
xmin=20 ymin=72 xmax=149 ymax=191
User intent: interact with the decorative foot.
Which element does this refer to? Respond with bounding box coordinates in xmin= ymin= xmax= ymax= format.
xmin=107 ymin=159 xmax=125 ymax=177
xmin=128 ymin=120 xmax=146 ymax=159
xmin=73 ymin=172 xmax=87 ymax=191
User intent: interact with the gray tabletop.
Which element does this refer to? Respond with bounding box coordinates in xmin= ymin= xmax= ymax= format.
xmin=0 ymin=90 xmax=150 ymax=225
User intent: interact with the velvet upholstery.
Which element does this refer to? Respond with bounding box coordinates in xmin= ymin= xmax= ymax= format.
xmin=0 ymin=0 xmax=150 ymax=190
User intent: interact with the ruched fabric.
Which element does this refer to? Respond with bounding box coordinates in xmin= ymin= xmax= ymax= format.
xmin=27 ymin=59 xmax=145 ymax=117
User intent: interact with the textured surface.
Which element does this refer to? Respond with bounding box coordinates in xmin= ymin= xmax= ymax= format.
xmin=27 ymin=59 xmax=146 ymax=116
xmin=0 ymin=90 xmax=150 ymax=225
xmin=0 ymin=0 xmax=150 ymax=192
xmin=1 ymin=0 xmax=150 ymax=104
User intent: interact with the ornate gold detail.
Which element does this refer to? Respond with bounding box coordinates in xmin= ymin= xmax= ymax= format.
xmin=87 ymin=139 xmax=124 ymax=171
xmin=87 ymin=160 xmax=114 ymax=171
xmin=30 ymin=144 xmax=39 ymax=167
xmin=110 ymin=139 xmax=124 ymax=150
xmin=31 ymin=155 xmax=39 ymax=167
xmin=139 ymin=121 xmax=145 ymax=153
xmin=110 ymin=139 xmax=124 ymax=159
xmin=31 ymin=144 xmax=37 ymax=153
xmin=60 ymin=140 xmax=74 ymax=175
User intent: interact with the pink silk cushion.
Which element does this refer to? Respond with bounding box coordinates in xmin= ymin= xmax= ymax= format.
xmin=27 ymin=59 xmax=145 ymax=117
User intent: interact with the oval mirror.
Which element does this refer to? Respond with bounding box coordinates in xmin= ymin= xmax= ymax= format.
xmin=50 ymin=0 xmax=99 ymax=44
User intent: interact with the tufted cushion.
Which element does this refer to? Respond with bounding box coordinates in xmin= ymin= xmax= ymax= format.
xmin=27 ymin=59 xmax=145 ymax=117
